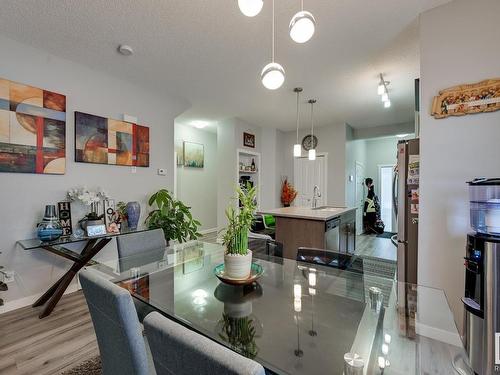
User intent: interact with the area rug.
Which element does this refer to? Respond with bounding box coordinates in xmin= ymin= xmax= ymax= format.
xmin=61 ymin=356 xmax=101 ymax=375
xmin=376 ymin=231 xmax=396 ymax=239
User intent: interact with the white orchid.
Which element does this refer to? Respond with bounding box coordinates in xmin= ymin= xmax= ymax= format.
xmin=67 ymin=187 xmax=108 ymax=206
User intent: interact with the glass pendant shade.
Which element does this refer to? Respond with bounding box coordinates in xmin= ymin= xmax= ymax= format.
xmin=238 ymin=0 xmax=263 ymax=17
xmin=293 ymin=143 xmax=301 ymax=157
xmin=261 ymin=62 xmax=285 ymax=90
xmin=308 ymin=148 xmax=316 ymax=160
xmin=384 ymin=100 xmax=391 ymax=108
xmin=289 ymin=11 xmax=316 ymax=43
xmin=381 ymin=92 xmax=389 ymax=102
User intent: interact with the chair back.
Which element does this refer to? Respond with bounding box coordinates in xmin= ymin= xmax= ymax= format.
xmin=116 ymin=228 xmax=166 ymax=271
xmin=144 ymin=312 xmax=265 ymax=375
xmin=79 ymin=270 xmax=149 ymax=375
xmin=296 ymin=247 xmax=363 ymax=273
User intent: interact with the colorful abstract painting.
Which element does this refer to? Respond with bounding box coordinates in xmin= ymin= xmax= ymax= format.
xmin=0 ymin=78 xmax=66 ymax=174
xmin=75 ymin=112 xmax=149 ymax=167
xmin=183 ymin=141 xmax=204 ymax=168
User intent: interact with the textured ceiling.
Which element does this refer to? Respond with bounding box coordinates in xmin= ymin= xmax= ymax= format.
xmin=0 ymin=0 xmax=451 ymax=130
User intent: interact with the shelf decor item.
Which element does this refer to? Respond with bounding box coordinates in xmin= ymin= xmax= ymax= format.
xmin=145 ymin=189 xmax=201 ymax=243
xmin=183 ymin=141 xmax=204 ymax=168
xmin=67 ymin=187 xmax=108 ymax=233
xmin=243 ymin=132 xmax=255 ymax=148
xmin=0 ymin=77 xmax=66 ymax=174
xmin=220 ymin=184 xmax=257 ymax=279
xmin=75 ymin=111 xmax=149 ymax=167
xmin=431 ymin=78 xmax=500 ymax=119
xmin=57 ymin=201 xmax=73 ymax=236
xmin=37 ymin=205 xmax=63 ymax=241
xmin=281 ymin=178 xmax=297 ymax=207
xmin=125 ymin=201 xmax=140 ymax=230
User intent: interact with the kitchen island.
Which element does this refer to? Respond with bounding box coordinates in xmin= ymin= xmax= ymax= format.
xmin=259 ymin=206 xmax=357 ymax=260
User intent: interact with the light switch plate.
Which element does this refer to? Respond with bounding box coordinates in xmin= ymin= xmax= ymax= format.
xmin=131 ymin=166 xmax=137 ymax=174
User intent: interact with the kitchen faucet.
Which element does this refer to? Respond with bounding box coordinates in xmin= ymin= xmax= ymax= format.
xmin=312 ymin=185 xmax=321 ymax=208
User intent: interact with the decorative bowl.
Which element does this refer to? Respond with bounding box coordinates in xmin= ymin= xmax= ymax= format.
xmin=214 ymin=263 xmax=263 ymax=286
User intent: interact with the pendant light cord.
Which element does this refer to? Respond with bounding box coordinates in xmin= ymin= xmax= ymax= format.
xmin=272 ymin=0 xmax=275 ymax=62
xmin=301 ymin=0 xmax=304 ymax=11
xmin=310 ymin=100 xmax=315 ymax=140
xmin=296 ymin=91 xmax=300 ymax=143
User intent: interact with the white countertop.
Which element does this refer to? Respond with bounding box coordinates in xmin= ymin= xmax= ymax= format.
xmin=259 ymin=206 xmax=356 ymax=221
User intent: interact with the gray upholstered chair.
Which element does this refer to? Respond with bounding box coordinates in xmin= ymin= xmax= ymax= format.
xmin=144 ymin=312 xmax=265 ymax=375
xmin=79 ymin=269 xmax=155 ymax=375
xmin=116 ymin=228 xmax=166 ymax=272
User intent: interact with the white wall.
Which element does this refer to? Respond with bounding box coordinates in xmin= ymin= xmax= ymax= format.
xmin=175 ymin=124 xmax=217 ymax=231
xmin=419 ymin=0 xmax=500 ymax=328
xmin=282 ymin=123 xmax=347 ymax=207
xmin=0 ymin=35 xmax=188 ymax=310
xmin=364 ymin=137 xmax=399 ymax=194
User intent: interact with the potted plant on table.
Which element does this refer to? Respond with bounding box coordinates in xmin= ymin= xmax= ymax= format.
xmin=220 ymin=184 xmax=257 ymax=279
xmin=145 ymin=189 xmax=201 ymax=244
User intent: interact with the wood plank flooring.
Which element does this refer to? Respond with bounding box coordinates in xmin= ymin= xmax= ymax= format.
xmin=0 ymin=291 xmax=98 ymax=375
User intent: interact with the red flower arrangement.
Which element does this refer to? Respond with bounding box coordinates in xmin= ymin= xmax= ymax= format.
xmin=281 ymin=178 xmax=297 ymax=207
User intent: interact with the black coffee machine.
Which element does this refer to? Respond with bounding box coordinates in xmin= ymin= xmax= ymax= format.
xmin=463 ymin=178 xmax=500 ymax=375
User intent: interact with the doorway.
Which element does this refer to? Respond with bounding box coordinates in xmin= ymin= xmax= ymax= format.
xmin=293 ymin=154 xmax=328 ymax=207
xmin=355 ymin=161 xmax=365 ymax=235
xmin=378 ymin=164 xmax=395 ymax=232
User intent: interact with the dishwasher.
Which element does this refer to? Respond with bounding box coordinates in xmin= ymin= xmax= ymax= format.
xmin=325 ymin=217 xmax=340 ymax=252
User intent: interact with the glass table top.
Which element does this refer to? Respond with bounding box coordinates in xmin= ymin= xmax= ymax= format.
xmin=88 ymin=241 xmax=472 ymax=375
xmin=17 ymin=227 xmax=152 ymax=250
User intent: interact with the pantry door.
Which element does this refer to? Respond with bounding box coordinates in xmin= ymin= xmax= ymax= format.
xmin=293 ymin=154 xmax=328 ymax=207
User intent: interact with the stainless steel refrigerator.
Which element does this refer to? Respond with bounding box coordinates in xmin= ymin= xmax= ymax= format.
xmin=395 ymin=138 xmax=419 ymax=284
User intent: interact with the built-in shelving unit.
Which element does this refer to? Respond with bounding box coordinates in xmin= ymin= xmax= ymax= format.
xmin=236 ymin=149 xmax=261 ymax=208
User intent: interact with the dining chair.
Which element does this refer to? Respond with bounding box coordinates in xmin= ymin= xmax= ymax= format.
xmin=144 ymin=311 xmax=266 ymax=375
xmin=79 ymin=269 xmax=155 ymax=375
xmin=116 ymin=228 xmax=166 ymax=271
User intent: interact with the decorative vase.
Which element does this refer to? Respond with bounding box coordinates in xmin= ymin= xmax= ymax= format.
xmin=37 ymin=205 xmax=63 ymax=242
xmin=126 ymin=201 xmax=141 ymax=230
xmin=284 ymin=203 xmax=291 ymax=207
xmin=224 ymin=250 xmax=252 ymax=279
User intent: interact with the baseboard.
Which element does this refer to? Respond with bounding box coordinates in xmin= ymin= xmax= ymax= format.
xmin=0 ymin=282 xmax=80 ymax=315
xmin=199 ymin=227 xmax=218 ymax=235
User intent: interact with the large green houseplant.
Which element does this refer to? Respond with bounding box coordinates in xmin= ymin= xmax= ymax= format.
xmin=221 ymin=184 xmax=257 ymax=279
xmin=145 ymin=189 xmax=201 ymax=243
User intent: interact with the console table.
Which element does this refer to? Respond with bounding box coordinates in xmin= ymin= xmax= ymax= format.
xmin=17 ymin=228 xmax=154 ymax=318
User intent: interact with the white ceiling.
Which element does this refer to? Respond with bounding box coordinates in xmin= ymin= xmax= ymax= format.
xmin=0 ymin=0 xmax=450 ymax=130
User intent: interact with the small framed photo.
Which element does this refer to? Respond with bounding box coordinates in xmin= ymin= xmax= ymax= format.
xmin=243 ymin=132 xmax=255 ymax=148
xmin=86 ymin=224 xmax=107 ymax=237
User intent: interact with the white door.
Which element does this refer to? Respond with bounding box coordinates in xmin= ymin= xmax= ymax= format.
xmin=293 ymin=155 xmax=327 ymax=207
xmin=355 ymin=161 xmax=365 ymax=234
xmin=378 ymin=165 xmax=395 ymax=232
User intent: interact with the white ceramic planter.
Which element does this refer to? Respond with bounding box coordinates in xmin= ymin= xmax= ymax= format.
xmin=224 ymin=250 xmax=252 ymax=279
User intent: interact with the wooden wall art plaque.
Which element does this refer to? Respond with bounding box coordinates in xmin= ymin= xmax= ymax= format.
xmin=431 ymin=78 xmax=500 ymax=119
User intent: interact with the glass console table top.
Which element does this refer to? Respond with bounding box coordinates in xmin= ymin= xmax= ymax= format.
xmin=87 ymin=241 xmax=472 ymax=375
xmin=17 ymin=227 xmax=152 ymax=250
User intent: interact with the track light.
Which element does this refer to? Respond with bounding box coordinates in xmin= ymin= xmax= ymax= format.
xmin=378 ymin=73 xmax=391 ymax=109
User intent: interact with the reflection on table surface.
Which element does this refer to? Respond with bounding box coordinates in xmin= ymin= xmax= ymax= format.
xmin=88 ymin=241 xmax=472 ymax=375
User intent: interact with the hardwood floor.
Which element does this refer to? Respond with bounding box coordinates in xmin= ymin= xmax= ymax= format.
xmin=354 ymin=233 xmax=397 ymax=262
xmin=0 ymin=291 xmax=98 ymax=375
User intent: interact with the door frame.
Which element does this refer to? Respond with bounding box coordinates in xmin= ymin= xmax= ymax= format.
xmin=354 ymin=161 xmax=365 ymax=235
xmin=293 ymin=152 xmax=328 ymax=206
xmin=378 ymin=163 xmax=396 ymax=232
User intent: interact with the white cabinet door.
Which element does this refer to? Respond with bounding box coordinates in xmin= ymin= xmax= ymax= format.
xmin=293 ymin=155 xmax=327 ymax=207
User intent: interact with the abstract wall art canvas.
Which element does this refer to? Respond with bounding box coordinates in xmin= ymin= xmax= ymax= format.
xmin=183 ymin=141 xmax=204 ymax=168
xmin=75 ymin=111 xmax=149 ymax=167
xmin=0 ymin=78 xmax=66 ymax=174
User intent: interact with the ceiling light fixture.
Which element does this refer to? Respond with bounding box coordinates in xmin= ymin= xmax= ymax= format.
xmin=191 ymin=120 xmax=209 ymax=129
xmin=289 ymin=1 xmax=316 ymax=44
xmin=308 ymin=99 xmax=317 ymax=161
xmin=261 ymin=0 xmax=285 ymax=90
xmin=238 ymin=0 xmax=264 ymax=17
xmin=293 ymin=87 xmax=303 ymax=157
xmin=377 ymin=73 xmax=391 ymax=109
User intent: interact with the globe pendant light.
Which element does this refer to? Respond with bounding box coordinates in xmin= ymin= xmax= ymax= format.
xmin=308 ymin=99 xmax=316 ymax=161
xmin=293 ymin=87 xmax=303 ymax=157
xmin=261 ymin=0 xmax=285 ymax=90
xmin=289 ymin=0 xmax=316 ymax=44
xmin=238 ymin=0 xmax=264 ymax=17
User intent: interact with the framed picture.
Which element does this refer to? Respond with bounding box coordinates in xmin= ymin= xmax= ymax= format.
xmin=243 ymin=132 xmax=255 ymax=148
xmin=183 ymin=141 xmax=204 ymax=168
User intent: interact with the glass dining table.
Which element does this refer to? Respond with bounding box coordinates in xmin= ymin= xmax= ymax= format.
xmin=87 ymin=241 xmax=472 ymax=375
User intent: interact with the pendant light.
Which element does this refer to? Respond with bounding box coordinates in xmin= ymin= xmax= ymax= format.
xmin=238 ymin=0 xmax=264 ymax=17
xmin=289 ymin=0 xmax=316 ymax=44
xmin=308 ymin=99 xmax=316 ymax=161
xmin=293 ymin=88 xmax=303 ymax=157
xmin=261 ymin=0 xmax=285 ymax=90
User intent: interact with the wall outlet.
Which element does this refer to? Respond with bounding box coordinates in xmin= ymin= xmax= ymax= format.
xmin=1 ymin=270 xmax=15 ymax=283
xmin=131 ymin=166 xmax=137 ymax=174
xmin=157 ymin=168 xmax=167 ymax=176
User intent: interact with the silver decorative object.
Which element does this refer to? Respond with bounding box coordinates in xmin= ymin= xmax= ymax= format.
xmin=344 ymin=352 xmax=364 ymax=375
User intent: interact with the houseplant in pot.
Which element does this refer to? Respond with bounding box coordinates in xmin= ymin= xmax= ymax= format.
xmin=221 ymin=184 xmax=257 ymax=279
xmin=145 ymin=189 xmax=201 ymax=244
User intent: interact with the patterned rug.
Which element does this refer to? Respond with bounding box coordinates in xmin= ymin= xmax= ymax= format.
xmin=61 ymin=356 xmax=101 ymax=375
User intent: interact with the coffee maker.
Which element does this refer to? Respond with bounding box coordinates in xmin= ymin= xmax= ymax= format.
xmin=464 ymin=178 xmax=500 ymax=375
